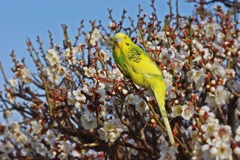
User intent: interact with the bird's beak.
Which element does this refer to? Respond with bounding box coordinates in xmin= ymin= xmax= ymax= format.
xmin=115 ymin=38 xmax=122 ymax=48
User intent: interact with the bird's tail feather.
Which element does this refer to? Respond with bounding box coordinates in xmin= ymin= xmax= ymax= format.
xmin=151 ymin=81 xmax=175 ymax=145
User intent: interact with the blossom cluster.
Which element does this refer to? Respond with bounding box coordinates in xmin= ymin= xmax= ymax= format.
xmin=0 ymin=1 xmax=240 ymax=159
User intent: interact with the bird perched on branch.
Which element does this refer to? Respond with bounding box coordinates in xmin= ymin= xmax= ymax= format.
xmin=112 ymin=32 xmax=175 ymax=145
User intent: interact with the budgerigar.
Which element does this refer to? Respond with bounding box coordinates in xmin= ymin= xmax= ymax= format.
xmin=112 ymin=32 xmax=175 ymax=145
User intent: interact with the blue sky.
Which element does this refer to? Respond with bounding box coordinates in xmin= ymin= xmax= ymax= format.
xmin=0 ymin=1 xmax=195 ymax=77
xmin=0 ymin=0 xmax=196 ymax=121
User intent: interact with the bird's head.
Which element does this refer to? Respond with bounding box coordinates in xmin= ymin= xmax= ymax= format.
xmin=113 ymin=32 xmax=132 ymax=50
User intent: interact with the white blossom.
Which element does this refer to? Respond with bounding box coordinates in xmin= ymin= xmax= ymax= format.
xmin=135 ymin=99 xmax=149 ymax=115
xmin=46 ymin=49 xmax=60 ymax=66
xmin=18 ymin=67 xmax=31 ymax=83
xmin=6 ymin=92 xmax=15 ymax=103
xmin=73 ymin=89 xmax=86 ymax=103
xmin=201 ymin=118 xmax=219 ymax=139
xmin=125 ymin=93 xmax=140 ymax=105
xmin=214 ymin=142 xmax=232 ymax=159
xmin=205 ymin=85 xmax=230 ymax=107
xmin=127 ymin=139 xmax=138 ymax=156
xmin=83 ymin=66 xmax=96 ymax=77
xmin=234 ymin=147 xmax=240 ymax=156
xmin=36 ymin=143 xmax=48 ymax=156
xmin=4 ymin=110 xmax=12 ymax=118
xmin=210 ymin=62 xmax=226 ymax=79
xmin=213 ymin=125 xmax=232 ymax=141
xmin=98 ymin=121 xmax=123 ymax=142
xmin=181 ymin=104 xmax=195 ymax=120
xmin=0 ymin=141 xmax=14 ymax=154
xmin=42 ymin=129 xmax=56 ymax=146
xmin=9 ymin=79 xmax=18 ymax=88
xmin=30 ymin=120 xmax=43 ymax=135
xmin=64 ymin=48 xmax=77 ymax=65
xmin=85 ymin=29 xmax=101 ymax=46
xmin=235 ymin=126 xmax=240 ymax=142
xmin=81 ymin=114 xmax=98 ymax=130
xmin=171 ymin=105 xmax=182 ymax=118
xmin=203 ymin=23 xmax=221 ymax=38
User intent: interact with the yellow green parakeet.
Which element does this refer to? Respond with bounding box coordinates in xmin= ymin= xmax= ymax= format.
xmin=112 ymin=32 xmax=175 ymax=145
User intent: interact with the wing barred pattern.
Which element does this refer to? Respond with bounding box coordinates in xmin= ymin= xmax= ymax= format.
xmin=127 ymin=49 xmax=142 ymax=63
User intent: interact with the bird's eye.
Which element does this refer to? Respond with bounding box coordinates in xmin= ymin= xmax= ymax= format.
xmin=125 ymin=43 xmax=129 ymax=46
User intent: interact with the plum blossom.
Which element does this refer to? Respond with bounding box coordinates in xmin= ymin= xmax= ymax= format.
xmin=30 ymin=120 xmax=43 ymax=135
xmin=135 ymin=99 xmax=149 ymax=115
xmin=186 ymin=68 xmax=205 ymax=90
xmin=226 ymin=79 xmax=240 ymax=94
xmin=48 ymin=70 xmax=60 ymax=84
xmin=81 ymin=149 xmax=105 ymax=159
xmin=210 ymin=62 xmax=226 ymax=79
xmin=42 ymin=129 xmax=56 ymax=146
xmin=85 ymin=29 xmax=101 ymax=46
xmin=108 ymin=21 xmax=118 ymax=30
xmin=158 ymin=136 xmax=177 ymax=160
xmin=9 ymin=121 xmax=20 ymax=133
xmin=43 ymin=67 xmax=64 ymax=85
xmin=125 ymin=93 xmax=141 ymax=105
xmin=198 ymin=105 xmax=215 ymax=119
xmin=1 ymin=154 xmax=10 ymax=160
xmin=73 ymin=89 xmax=86 ymax=103
xmin=216 ymin=32 xmax=225 ymax=43
xmin=15 ymin=131 xmax=28 ymax=144
xmin=98 ymin=128 xmax=108 ymax=142
xmin=109 ymin=68 xmax=123 ymax=80
xmin=203 ymin=23 xmax=221 ymax=38
xmin=58 ymin=140 xmax=73 ymax=155
xmin=159 ymin=47 xmax=177 ymax=64
xmin=100 ymin=34 xmax=113 ymax=50
xmin=81 ymin=114 xmax=98 ymax=130
xmin=213 ymin=141 xmax=232 ymax=159
xmin=146 ymin=36 xmax=160 ymax=50
xmin=98 ymin=121 xmax=123 ymax=142
xmin=127 ymin=139 xmax=138 ymax=156
xmin=205 ymin=85 xmax=230 ymax=107
xmin=63 ymin=48 xmax=77 ymax=65
xmin=100 ymin=49 xmax=110 ymax=61
xmin=156 ymin=31 xmax=168 ymax=44
xmin=17 ymin=67 xmax=31 ymax=83
xmin=234 ymin=147 xmax=240 ymax=156
xmin=181 ymin=104 xmax=195 ymax=120
xmin=0 ymin=141 xmax=14 ymax=154
xmin=6 ymin=92 xmax=16 ymax=103
xmin=58 ymin=152 xmax=68 ymax=160
xmin=215 ymin=125 xmax=232 ymax=142
xmin=201 ymin=118 xmax=220 ymax=139
xmin=162 ymin=70 xmax=173 ymax=92
xmin=171 ymin=105 xmax=182 ymax=118
xmin=83 ymin=66 xmax=96 ymax=77
xmin=4 ymin=109 xmax=12 ymax=118
xmin=193 ymin=41 xmax=211 ymax=61
xmin=46 ymin=49 xmax=60 ymax=66
xmin=96 ymin=88 xmax=107 ymax=103
xmin=235 ymin=126 xmax=240 ymax=142
xmin=36 ymin=143 xmax=48 ymax=156
xmin=9 ymin=78 xmax=18 ymax=88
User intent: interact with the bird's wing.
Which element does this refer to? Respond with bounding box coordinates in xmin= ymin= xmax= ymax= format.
xmin=125 ymin=45 xmax=162 ymax=76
